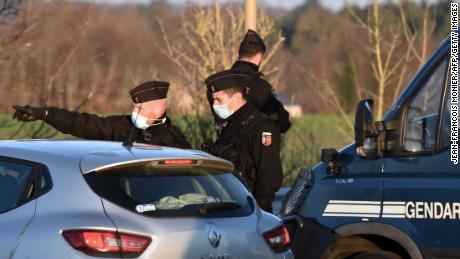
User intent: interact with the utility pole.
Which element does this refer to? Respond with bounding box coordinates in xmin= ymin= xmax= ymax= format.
xmin=245 ymin=0 xmax=257 ymax=31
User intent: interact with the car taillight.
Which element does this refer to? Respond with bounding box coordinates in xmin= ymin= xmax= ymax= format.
xmin=159 ymin=159 xmax=196 ymax=165
xmin=62 ymin=229 xmax=151 ymax=258
xmin=263 ymin=225 xmax=291 ymax=253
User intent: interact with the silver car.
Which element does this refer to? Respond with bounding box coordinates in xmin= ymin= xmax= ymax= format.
xmin=0 ymin=140 xmax=293 ymax=259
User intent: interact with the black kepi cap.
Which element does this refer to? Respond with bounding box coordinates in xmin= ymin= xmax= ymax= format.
xmin=129 ymin=81 xmax=169 ymax=103
xmin=205 ymin=69 xmax=250 ymax=93
xmin=239 ymin=29 xmax=266 ymax=53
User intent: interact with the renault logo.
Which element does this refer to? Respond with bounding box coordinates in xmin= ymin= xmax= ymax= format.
xmin=207 ymin=225 xmax=221 ymax=248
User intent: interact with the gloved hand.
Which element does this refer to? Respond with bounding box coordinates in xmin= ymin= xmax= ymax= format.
xmin=12 ymin=105 xmax=47 ymax=122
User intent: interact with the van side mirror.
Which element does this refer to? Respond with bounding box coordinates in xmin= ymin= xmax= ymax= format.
xmin=354 ymin=99 xmax=378 ymax=160
xmin=321 ymin=148 xmax=344 ymax=174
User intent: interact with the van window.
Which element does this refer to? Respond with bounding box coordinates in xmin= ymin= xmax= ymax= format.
xmin=441 ymin=79 xmax=452 ymax=149
xmin=403 ymin=58 xmax=448 ymax=152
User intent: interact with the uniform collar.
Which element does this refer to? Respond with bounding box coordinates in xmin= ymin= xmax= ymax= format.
xmin=146 ymin=115 xmax=170 ymax=129
xmin=231 ymin=60 xmax=259 ymax=74
xmin=226 ymin=102 xmax=256 ymax=124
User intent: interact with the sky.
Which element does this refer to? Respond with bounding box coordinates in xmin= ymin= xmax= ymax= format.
xmin=93 ymin=0 xmax=370 ymax=12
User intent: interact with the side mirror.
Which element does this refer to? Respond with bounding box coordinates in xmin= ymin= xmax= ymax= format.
xmin=321 ymin=148 xmax=338 ymax=163
xmin=321 ymin=148 xmax=344 ymax=174
xmin=354 ymin=99 xmax=378 ymax=159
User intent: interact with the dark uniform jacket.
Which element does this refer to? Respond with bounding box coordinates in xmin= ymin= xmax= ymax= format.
xmin=207 ymin=60 xmax=291 ymax=133
xmin=206 ymin=103 xmax=283 ymax=212
xmin=44 ymin=107 xmax=191 ymax=149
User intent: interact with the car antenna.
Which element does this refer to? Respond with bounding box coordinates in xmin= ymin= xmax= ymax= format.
xmin=122 ymin=127 xmax=135 ymax=149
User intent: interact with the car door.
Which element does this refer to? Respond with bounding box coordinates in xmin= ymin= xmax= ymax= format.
xmin=0 ymin=157 xmax=42 ymax=258
xmin=382 ymin=54 xmax=460 ymax=257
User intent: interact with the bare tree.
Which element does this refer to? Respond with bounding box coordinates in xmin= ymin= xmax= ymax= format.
xmin=0 ymin=1 xmax=93 ymax=139
xmin=347 ymin=0 xmax=436 ymax=120
xmin=393 ymin=0 xmax=436 ymax=100
xmin=0 ymin=1 xmax=55 ymax=68
xmin=158 ymin=0 xmax=285 ymax=114
xmin=302 ymin=0 xmax=439 ymax=143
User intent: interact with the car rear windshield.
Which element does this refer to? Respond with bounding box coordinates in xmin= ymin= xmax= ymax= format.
xmin=84 ymin=164 xmax=254 ymax=218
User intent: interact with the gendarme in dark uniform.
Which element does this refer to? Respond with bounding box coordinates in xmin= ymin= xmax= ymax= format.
xmin=231 ymin=60 xmax=291 ymax=132
xmin=206 ymin=29 xmax=291 ymax=134
xmin=12 ymin=81 xmax=191 ymax=149
xmin=204 ymin=70 xmax=283 ymax=212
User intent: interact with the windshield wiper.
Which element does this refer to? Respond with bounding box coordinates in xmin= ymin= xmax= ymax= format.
xmin=198 ymin=202 xmax=241 ymax=214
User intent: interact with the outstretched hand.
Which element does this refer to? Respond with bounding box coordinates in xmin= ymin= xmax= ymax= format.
xmin=12 ymin=105 xmax=47 ymax=122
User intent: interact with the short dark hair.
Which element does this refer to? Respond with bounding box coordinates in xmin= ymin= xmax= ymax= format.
xmin=238 ymin=43 xmax=265 ymax=59
xmin=223 ymin=87 xmax=246 ymax=100
xmin=238 ymin=30 xmax=266 ymax=59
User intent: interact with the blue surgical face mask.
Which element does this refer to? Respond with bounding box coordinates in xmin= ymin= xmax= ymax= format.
xmin=131 ymin=111 xmax=167 ymax=130
xmin=213 ymin=96 xmax=235 ymax=119
xmin=213 ymin=104 xmax=232 ymax=119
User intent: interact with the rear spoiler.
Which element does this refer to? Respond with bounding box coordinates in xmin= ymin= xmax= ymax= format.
xmin=87 ymin=158 xmax=234 ymax=174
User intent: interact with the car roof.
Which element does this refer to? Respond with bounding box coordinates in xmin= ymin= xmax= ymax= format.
xmin=0 ymin=140 xmax=232 ymax=174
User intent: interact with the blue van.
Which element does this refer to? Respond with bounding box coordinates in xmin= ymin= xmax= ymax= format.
xmin=280 ymin=33 xmax=458 ymax=259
